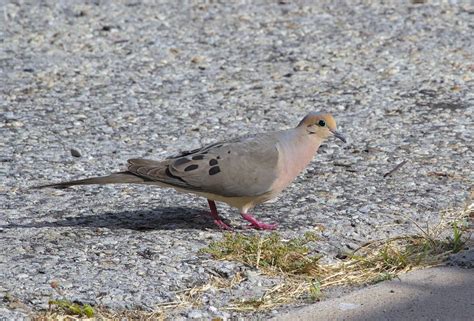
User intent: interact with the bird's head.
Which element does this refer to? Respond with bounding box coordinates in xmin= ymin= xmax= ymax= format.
xmin=298 ymin=112 xmax=346 ymax=143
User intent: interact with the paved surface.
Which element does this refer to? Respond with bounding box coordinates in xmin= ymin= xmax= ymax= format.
xmin=274 ymin=264 xmax=474 ymax=321
xmin=1 ymin=1 xmax=473 ymax=319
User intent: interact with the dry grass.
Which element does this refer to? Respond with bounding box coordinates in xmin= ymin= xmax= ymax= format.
xmin=174 ymin=272 xmax=244 ymax=308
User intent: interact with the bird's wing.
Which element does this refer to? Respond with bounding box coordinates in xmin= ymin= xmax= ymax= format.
xmin=127 ymin=132 xmax=281 ymax=197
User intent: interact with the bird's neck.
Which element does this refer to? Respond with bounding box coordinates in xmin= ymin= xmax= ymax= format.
xmin=287 ymin=130 xmax=321 ymax=171
xmin=273 ymin=129 xmax=322 ymax=191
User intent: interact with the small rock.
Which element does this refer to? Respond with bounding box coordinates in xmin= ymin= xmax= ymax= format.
xmin=244 ymin=270 xmax=260 ymax=283
xmin=70 ymin=148 xmax=82 ymax=157
xmin=191 ymin=56 xmax=205 ymax=64
xmin=187 ymin=309 xmax=203 ymax=319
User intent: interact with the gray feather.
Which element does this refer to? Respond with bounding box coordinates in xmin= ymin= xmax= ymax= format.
xmin=33 ymin=172 xmax=148 ymax=189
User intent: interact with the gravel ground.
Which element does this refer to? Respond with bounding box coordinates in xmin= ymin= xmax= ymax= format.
xmin=1 ymin=0 xmax=473 ymax=319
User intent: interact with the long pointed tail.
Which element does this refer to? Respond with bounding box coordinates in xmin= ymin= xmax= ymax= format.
xmin=33 ymin=172 xmax=150 ymax=189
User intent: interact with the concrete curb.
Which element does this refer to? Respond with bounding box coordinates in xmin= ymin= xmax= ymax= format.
xmin=273 ymin=265 xmax=474 ymax=321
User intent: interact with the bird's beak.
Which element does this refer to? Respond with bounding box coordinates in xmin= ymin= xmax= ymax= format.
xmin=330 ymin=129 xmax=347 ymax=143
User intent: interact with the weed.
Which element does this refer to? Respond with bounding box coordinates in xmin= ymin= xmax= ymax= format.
xmin=200 ymin=232 xmax=321 ymax=275
xmin=449 ymin=221 xmax=466 ymax=253
xmin=308 ymin=279 xmax=322 ymax=301
xmin=48 ymin=299 xmax=94 ymax=318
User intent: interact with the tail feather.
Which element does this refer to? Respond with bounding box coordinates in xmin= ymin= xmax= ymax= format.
xmin=33 ymin=171 xmax=150 ymax=189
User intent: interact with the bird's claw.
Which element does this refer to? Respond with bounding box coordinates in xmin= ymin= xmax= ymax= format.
xmin=241 ymin=213 xmax=278 ymax=230
xmin=214 ymin=219 xmax=233 ymax=231
xmin=245 ymin=223 xmax=278 ymax=230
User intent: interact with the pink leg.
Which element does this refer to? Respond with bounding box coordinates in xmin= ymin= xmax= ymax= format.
xmin=241 ymin=213 xmax=278 ymax=230
xmin=207 ymin=199 xmax=232 ymax=230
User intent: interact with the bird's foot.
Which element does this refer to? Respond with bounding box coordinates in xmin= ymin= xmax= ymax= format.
xmin=213 ymin=218 xmax=233 ymax=230
xmin=241 ymin=213 xmax=278 ymax=230
xmin=201 ymin=210 xmax=232 ymax=230
xmin=206 ymin=199 xmax=233 ymax=230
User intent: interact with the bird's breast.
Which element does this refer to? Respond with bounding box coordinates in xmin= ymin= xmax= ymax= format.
xmin=270 ymin=136 xmax=321 ymax=193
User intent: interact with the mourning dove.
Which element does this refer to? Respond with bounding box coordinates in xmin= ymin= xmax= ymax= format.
xmin=36 ymin=112 xmax=346 ymax=230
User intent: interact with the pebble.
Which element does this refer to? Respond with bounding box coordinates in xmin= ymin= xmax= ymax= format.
xmin=187 ymin=310 xmax=204 ymax=319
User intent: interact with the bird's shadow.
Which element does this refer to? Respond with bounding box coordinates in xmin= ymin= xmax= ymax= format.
xmin=2 ymin=207 xmax=227 ymax=231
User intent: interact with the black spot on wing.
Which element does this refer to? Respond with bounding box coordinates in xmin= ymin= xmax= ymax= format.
xmin=184 ymin=164 xmax=199 ymax=172
xmin=174 ymin=158 xmax=191 ymax=166
xmin=209 ymin=166 xmax=221 ymax=175
xmin=192 ymin=155 xmax=204 ymax=160
xmin=209 ymin=159 xmax=218 ymax=166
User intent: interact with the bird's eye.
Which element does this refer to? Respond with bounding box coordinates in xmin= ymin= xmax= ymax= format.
xmin=318 ymin=120 xmax=326 ymax=127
